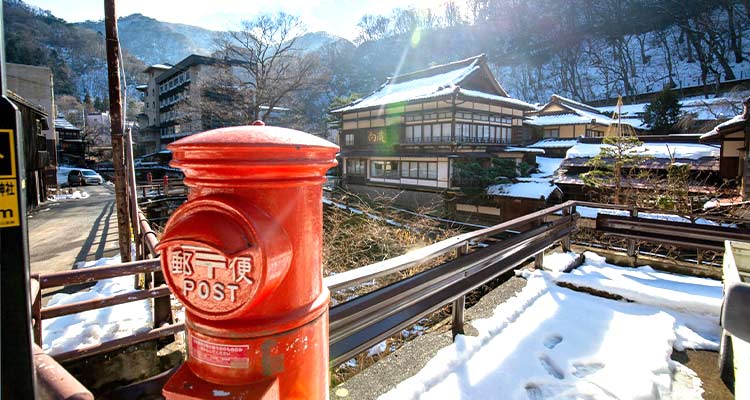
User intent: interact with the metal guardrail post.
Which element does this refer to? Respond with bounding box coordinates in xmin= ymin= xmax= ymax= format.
xmin=451 ymin=242 xmax=470 ymax=339
xmin=31 ymin=278 xmax=42 ymax=346
xmin=627 ymin=208 xmax=638 ymax=257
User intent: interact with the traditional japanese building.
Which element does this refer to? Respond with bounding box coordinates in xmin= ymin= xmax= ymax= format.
xmin=330 ymin=54 xmax=539 ymax=209
xmin=525 ymin=94 xmax=619 ymax=140
xmin=700 ymin=97 xmax=750 ymax=199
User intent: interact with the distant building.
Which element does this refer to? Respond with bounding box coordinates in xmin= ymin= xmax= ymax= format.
xmin=55 ymin=116 xmax=85 ymax=167
xmin=525 ymin=95 xmax=628 ymax=140
xmin=700 ymin=97 xmax=750 ymax=199
xmin=330 ymin=54 xmax=550 ymax=219
xmin=556 ymin=136 xmax=721 ymax=201
xmin=8 ymin=90 xmax=51 ymax=208
xmin=6 ymin=63 xmax=57 ymax=166
xmin=136 ymin=64 xmax=171 ymax=155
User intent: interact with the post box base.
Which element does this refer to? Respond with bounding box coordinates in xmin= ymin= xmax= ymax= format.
xmin=163 ymin=364 xmax=280 ymax=400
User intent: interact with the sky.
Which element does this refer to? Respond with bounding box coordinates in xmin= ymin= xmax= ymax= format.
xmin=24 ymin=0 xmax=455 ymax=40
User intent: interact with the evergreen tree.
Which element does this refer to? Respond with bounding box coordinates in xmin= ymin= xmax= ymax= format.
xmin=581 ymin=136 xmax=651 ymax=205
xmin=643 ymin=88 xmax=682 ymax=133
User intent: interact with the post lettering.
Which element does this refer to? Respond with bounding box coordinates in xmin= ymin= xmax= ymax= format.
xmin=183 ymin=279 xmax=195 ymax=296
xmin=212 ymin=282 xmax=225 ymax=301
xmin=198 ymin=280 xmax=210 ymax=299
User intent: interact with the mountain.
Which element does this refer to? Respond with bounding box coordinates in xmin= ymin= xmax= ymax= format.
xmin=293 ymin=31 xmax=354 ymax=54
xmin=3 ymin=0 xmax=145 ymax=98
xmin=76 ymin=14 xmax=220 ymax=65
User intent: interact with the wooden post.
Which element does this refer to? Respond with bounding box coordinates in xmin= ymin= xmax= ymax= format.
xmin=534 ymin=252 xmax=544 ymax=269
xmin=104 ymin=0 xmax=131 ymax=262
xmin=627 ymin=208 xmax=638 ymax=258
xmin=451 ymin=242 xmax=470 ymax=339
xmin=125 ymin=128 xmax=141 ymax=261
xmin=561 ymin=206 xmax=572 ymax=252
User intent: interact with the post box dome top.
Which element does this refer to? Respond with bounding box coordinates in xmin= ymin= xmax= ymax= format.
xmin=167 ymin=124 xmax=339 ymax=186
xmin=168 ymin=123 xmax=338 ymax=151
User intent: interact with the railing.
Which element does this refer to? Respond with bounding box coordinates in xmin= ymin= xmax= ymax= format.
xmin=401 ymin=136 xmax=511 ymax=145
xmin=27 ymin=199 xmax=750 ymax=395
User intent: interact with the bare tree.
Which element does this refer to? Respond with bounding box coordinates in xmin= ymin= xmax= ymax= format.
xmin=216 ymin=12 xmax=320 ymax=122
xmin=355 ymin=15 xmax=391 ymax=44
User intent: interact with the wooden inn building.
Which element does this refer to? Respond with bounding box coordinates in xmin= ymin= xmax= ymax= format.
xmin=330 ymin=54 xmax=540 ymax=209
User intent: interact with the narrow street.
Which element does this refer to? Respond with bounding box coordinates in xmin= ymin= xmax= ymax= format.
xmin=28 ymin=184 xmax=120 ymax=275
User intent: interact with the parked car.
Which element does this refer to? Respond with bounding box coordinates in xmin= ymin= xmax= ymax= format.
xmin=67 ymin=169 xmax=104 ymax=186
xmin=81 ymin=169 xmax=104 ymax=185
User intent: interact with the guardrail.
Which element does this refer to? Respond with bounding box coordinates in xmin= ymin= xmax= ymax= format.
xmin=28 ymin=199 xmax=749 ymax=395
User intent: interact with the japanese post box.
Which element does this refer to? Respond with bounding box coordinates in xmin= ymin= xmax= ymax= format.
xmin=157 ymin=122 xmax=338 ymax=399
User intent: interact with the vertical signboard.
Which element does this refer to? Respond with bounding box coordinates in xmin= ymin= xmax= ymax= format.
xmin=0 ymin=128 xmax=19 ymax=227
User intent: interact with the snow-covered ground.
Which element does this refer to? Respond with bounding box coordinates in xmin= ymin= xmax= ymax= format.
xmin=486 ymin=157 xmax=563 ymax=200
xmin=48 ymin=190 xmax=90 ymax=201
xmin=571 ymin=205 xmax=727 ymax=227
xmin=380 ymin=251 xmax=721 ymax=399
xmin=42 ymin=255 xmax=153 ymax=355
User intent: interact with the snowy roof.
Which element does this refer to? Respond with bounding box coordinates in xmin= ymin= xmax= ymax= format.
xmin=565 ymin=141 xmax=720 ymax=160
xmin=700 ymin=114 xmax=746 ymax=141
xmin=54 ymin=117 xmax=80 ymax=131
xmin=504 ymin=147 xmax=545 ymax=154
xmin=135 ymin=84 xmax=148 ymax=91
xmin=528 ymin=138 xmax=579 ymax=149
xmin=331 ymin=55 xmax=534 ymax=113
xmin=486 ymin=181 xmax=560 ymax=200
xmin=528 ymin=94 xmax=621 ymax=127
xmin=526 ymin=114 xmax=609 ymax=126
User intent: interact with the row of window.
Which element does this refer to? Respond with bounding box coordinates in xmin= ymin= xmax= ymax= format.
xmin=404 ymin=123 xmax=512 ymax=144
xmin=404 ymin=111 xmax=514 ymax=124
xmin=349 ymin=159 xmax=439 ymax=181
xmin=160 ymin=92 xmax=184 ymax=109
xmin=159 ymin=72 xmax=190 ymax=94
xmin=544 ymin=128 xmax=604 ymax=138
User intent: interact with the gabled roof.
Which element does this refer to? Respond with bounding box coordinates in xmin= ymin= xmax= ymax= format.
xmin=331 ymin=54 xmax=535 ymax=113
xmin=700 ymin=97 xmax=749 ymax=141
xmin=527 ymin=94 xmax=615 ymax=127
xmin=54 ymin=116 xmax=80 ymax=132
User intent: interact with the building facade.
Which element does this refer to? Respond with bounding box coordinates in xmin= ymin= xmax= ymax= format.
xmin=6 ymin=63 xmax=57 ymax=166
xmin=331 ymin=54 xmax=539 ymax=204
xmin=525 ymin=95 xmax=620 ymax=140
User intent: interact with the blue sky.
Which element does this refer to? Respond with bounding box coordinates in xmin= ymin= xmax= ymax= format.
xmin=24 ymin=0 xmax=455 ymax=40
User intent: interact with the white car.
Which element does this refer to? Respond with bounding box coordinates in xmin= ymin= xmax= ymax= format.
xmin=71 ymin=169 xmax=104 ymax=185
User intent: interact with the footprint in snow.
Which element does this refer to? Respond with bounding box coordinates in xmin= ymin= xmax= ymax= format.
xmin=571 ymin=360 xmax=605 ymax=378
xmin=524 ymin=383 xmax=545 ymax=400
xmin=542 ymin=334 xmax=563 ymax=349
xmin=538 ymin=354 xmax=565 ymax=380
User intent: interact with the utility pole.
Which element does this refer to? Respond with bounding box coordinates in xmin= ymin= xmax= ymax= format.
xmin=104 ymin=0 xmax=132 ymax=262
xmin=0 ymin=2 xmax=37 ymax=398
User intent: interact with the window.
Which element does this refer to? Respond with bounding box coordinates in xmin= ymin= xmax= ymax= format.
xmin=544 ymin=128 xmax=559 ymax=138
xmin=501 ymin=127 xmax=512 ymax=143
xmin=400 ymin=161 xmax=438 ymax=180
xmin=586 ymin=129 xmax=602 ymax=137
xmin=345 ymin=134 xmax=354 ymax=146
xmin=347 ymin=159 xmax=365 ymax=175
xmin=371 ymin=160 xmax=399 ymax=179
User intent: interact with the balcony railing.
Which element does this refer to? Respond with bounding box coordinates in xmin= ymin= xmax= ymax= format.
xmin=401 ymin=135 xmax=511 ymax=145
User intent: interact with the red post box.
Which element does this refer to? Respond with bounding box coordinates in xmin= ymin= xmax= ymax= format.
xmin=156 ymin=122 xmax=338 ymax=399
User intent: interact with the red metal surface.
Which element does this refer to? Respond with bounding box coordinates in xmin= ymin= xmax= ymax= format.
xmin=158 ymin=124 xmax=338 ymax=399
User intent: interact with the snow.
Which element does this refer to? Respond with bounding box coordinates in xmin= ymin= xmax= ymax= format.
xmin=380 ymin=251 xmax=719 ymax=400
xmin=42 ymin=254 xmax=153 ymax=355
xmin=565 ymin=141 xmax=720 ymax=159
xmin=700 ymin=114 xmax=746 ymax=140
xmin=332 ymin=61 xmax=479 ymax=113
xmin=486 ymin=157 xmax=562 ymax=200
xmin=528 ymin=138 xmax=579 ymax=149
xmin=331 ymin=58 xmax=536 ymax=113
xmin=48 ymin=190 xmax=90 ymax=201
xmin=571 ymin=205 xmax=726 ymax=227
xmin=526 ymin=113 xmax=608 ymax=127
xmin=504 ymin=146 xmax=545 ymax=154
xmin=486 ymin=181 xmax=559 ymax=200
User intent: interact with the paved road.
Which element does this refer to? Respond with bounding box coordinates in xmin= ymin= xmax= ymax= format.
xmin=28 ymin=184 xmax=121 ymax=275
